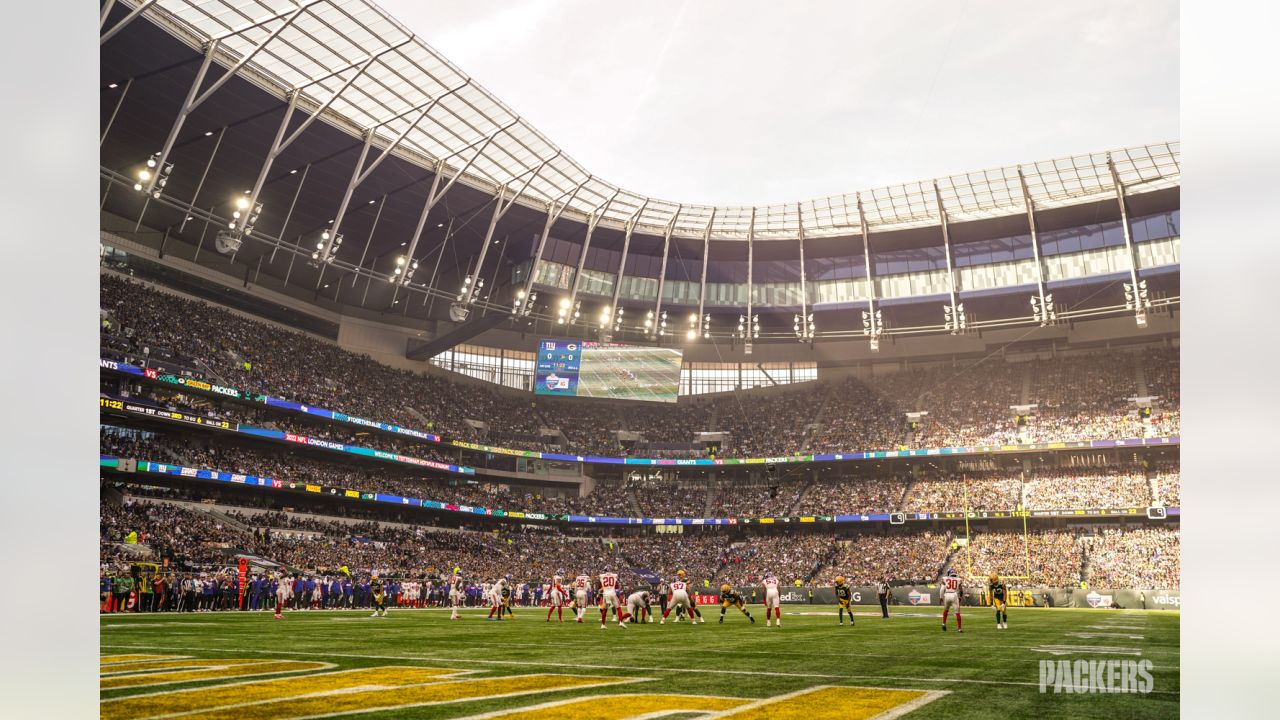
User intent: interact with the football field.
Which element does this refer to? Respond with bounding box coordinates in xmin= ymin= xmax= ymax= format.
xmin=100 ymin=605 xmax=1179 ymax=719
xmin=576 ymin=346 xmax=682 ymax=402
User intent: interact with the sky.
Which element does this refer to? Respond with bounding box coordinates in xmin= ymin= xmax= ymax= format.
xmin=377 ymin=0 xmax=1178 ymax=206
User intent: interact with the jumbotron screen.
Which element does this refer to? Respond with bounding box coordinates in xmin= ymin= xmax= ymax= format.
xmin=534 ymin=339 xmax=682 ymax=403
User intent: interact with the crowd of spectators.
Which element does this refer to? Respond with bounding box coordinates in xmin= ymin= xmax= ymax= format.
xmin=102 ymin=490 xmax=1179 ymax=596
xmin=103 ymin=424 xmax=1172 ymax=522
xmin=962 ymin=529 xmax=1083 ymax=587
xmin=1024 ymin=470 xmax=1153 ymax=509
xmin=1083 ymin=527 xmax=1181 ymax=589
xmin=816 ymin=531 xmax=952 ymax=586
xmin=904 ymin=474 xmax=1023 ymax=512
xmin=102 ymin=275 xmax=1179 ymax=460
xmin=792 ymin=478 xmax=905 ymax=516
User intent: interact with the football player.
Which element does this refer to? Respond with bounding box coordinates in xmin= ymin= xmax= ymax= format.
xmin=662 ymin=570 xmax=702 ymax=624
xmin=762 ymin=571 xmax=782 ymax=627
xmin=717 ymin=583 xmax=755 ymax=624
xmin=598 ymin=566 xmax=625 ymax=629
xmin=546 ymin=572 xmax=569 ymax=623
xmin=448 ymin=572 xmax=464 ymax=620
xmin=273 ymin=571 xmax=292 ymax=620
xmin=940 ymin=568 xmax=963 ymax=632
xmin=370 ymin=574 xmax=387 ymax=618
xmin=834 ymin=576 xmax=855 ymax=626
xmin=572 ymin=570 xmax=591 ymax=623
xmin=623 ymin=589 xmax=652 ymax=624
xmin=988 ymin=573 xmax=1009 ymax=629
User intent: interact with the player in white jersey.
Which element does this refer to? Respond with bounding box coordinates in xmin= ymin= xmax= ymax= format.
xmin=448 ymin=573 xmax=464 ymax=620
xmin=660 ymin=570 xmax=702 ymax=624
xmin=624 ymin=590 xmax=652 ymax=624
xmin=597 ymin=567 xmax=625 ymax=629
xmin=940 ymin=569 xmax=964 ymax=633
xmin=273 ymin=572 xmax=292 ymax=620
xmin=572 ymin=571 xmax=591 ymax=622
xmin=762 ymin=572 xmax=782 ymax=627
xmin=545 ymin=573 xmax=569 ymax=622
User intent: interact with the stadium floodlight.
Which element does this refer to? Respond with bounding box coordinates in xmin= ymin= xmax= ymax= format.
xmin=1031 ymin=294 xmax=1056 ymax=326
xmin=227 ymin=191 xmax=262 ymax=239
xmin=512 ymin=289 xmax=537 ymax=317
xmin=1123 ymin=280 xmax=1151 ymax=327
xmin=556 ymin=298 xmax=581 ymax=325
xmin=862 ymin=309 xmax=883 ymax=352
xmin=311 ymin=230 xmax=343 ymax=265
xmin=135 ymin=152 xmax=173 ymax=198
xmin=794 ymin=313 xmax=816 ymax=343
xmin=943 ymin=303 xmax=966 ymax=334
xmin=702 ymin=313 xmax=711 ymax=339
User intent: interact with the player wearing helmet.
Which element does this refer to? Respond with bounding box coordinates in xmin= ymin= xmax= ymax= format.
xmin=572 ymin=570 xmax=591 ymax=622
xmin=448 ymin=572 xmax=464 ymax=620
xmin=988 ymin=573 xmax=1008 ymax=629
xmin=546 ymin=572 xmax=569 ymax=623
xmin=598 ymin=567 xmax=625 ymax=629
xmin=717 ymin=583 xmax=754 ymax=624
xmin=940 ymin=568 xmax=963 ymax=632
xmin=834 ymin=576 xmax=854 ymax=627
xmin=762 ymin=571 xmax=782 ymax=627
xmin=662 ymin=569 xmax=701 ymax=625
xmin=370 ymin=574 xmax=387 ymax=618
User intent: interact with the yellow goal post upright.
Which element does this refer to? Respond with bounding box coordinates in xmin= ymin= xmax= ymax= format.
xmin=960 ymin=473 xmax=1031 ymax=590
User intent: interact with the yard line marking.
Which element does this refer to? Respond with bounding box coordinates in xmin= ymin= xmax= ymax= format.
xmin=101 ymin=659 xmax=332 ymax=689
xmin=100 ymin=643 xmax=1179 ymax=694
xmin=452 ymin=692 xmax=749 ymax=720
xmin=102 ymin=667 xmax=468 ymax=720
xmin=1031 ymin=645 xmax=1143 ymax=657
xmin=181 ymin=673 xmax=640 ymax=720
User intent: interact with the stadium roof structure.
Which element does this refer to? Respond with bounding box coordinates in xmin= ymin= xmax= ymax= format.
xmin=103 ymin=0 xmax=1180 ymax=241
xmin=99 ymin=0 xmax=1180 ymax=345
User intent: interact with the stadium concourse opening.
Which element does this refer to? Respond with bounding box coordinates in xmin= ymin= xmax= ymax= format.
xmin=99 ymin=0 xmax=1180 ymax=717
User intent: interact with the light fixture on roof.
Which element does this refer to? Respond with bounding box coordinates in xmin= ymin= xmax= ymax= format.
xmin=794 ymin=312 xmax=816 ymax=343
xmin=135 ymin=152 xmax=172 ymax=198
xmin=1031 ymin=294 xmax=1056 ymax=326
xmin=391 ymin=254 xmax=418 ymax=283
xmin=204 ymin=131 xmax=213 ymax=137
xmin=942 ymin=303 xmax=966 ymax=335
xmin=107 ymin=83 xmax=118 ymax=89
xmin=226 ymin=191 xmax=262 ymax=239
xmin=311 ymin=230 xmax=342 ymax=265
xmin=556 ymin=297 xmax=580 ymax=325
xmin=512 ymin=288 xmax=536 ymax=316
xmin=1123 ymin=280 xmax=1151 ymax=328
xmin=862 ymin=309 xmax=883 ymax=352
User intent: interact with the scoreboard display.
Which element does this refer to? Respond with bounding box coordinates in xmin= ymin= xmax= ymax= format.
xmin=535 ymin=339 xmax=682 ymax=403
xmin=534 ymin=339 xmax=582 ymax=397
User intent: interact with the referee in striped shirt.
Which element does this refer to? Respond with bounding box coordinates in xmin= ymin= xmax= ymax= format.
xmin=877 ymin=577 xmax=891 ymax=619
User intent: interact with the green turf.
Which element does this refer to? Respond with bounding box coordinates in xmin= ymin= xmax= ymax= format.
xmin=100 ymin=605 xmax=1179 ymax=718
